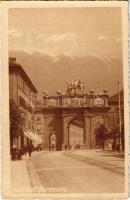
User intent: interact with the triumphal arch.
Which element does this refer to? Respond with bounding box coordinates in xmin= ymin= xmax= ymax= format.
xmin=36 ymin=80 xmax=110 ymax=151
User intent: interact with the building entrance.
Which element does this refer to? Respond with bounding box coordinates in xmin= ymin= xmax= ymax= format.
xmin=69 ymin=122 xmax=84 ymax=150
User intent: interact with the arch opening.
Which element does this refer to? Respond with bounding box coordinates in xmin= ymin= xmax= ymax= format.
xmin=68 ymin=118 xmax=84 ymax=150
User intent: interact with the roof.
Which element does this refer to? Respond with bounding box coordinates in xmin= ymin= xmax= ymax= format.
xmin=9 ymin=57 xmax=38 ymax=93
xmin=108 ymin=90 xmax=124 ymax=104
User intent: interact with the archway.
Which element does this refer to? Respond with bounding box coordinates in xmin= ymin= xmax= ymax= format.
xmin=68 ymin=118 xmax=84 ymax=150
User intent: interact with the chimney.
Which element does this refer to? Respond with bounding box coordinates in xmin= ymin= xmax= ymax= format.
xmin=9 ymin=57 xmax=16 ymax=64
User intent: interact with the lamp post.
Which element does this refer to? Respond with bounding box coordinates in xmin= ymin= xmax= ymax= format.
xmin=74 ymin=126 xmax=75 ymax=149
xmin=79 ymin=129 xmax=80 ymax=147
xmin=118 ymin=81 xmax=122 ymax=152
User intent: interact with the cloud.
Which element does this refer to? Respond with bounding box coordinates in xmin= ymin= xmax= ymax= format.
xmin=36 ymin=33 xmax=77 ymax=43
xmin=9 ymin=29 xmax=23 ymax=38
xmin=36 ymin=34 xmax=46 ymax=40
xmin=32 ymin=33 xmax=78 ymax=56
xmin=26 ymin=34 xmax=31 ymax=43
xmin=44 ymin=33 xmax=77 ymax=44
xmin=97 ymin=35 xmax=109 ymax=40
xmin=115 ymin=38 xmax=122 ymax=42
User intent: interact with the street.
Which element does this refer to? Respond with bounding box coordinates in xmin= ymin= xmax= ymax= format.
xmin=28 ymin=150 xmax=125 ymax=193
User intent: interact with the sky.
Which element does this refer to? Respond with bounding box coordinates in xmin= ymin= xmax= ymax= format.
xmin=9 ymin=7 xmax=123 ymax=95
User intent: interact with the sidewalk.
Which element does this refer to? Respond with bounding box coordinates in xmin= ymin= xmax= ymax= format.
xmin=11 ymin=151 xmax=42 ymax=193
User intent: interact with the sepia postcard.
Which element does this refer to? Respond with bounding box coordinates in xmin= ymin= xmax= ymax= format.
xmin=1 ymin=1 xmax=129 ymax=199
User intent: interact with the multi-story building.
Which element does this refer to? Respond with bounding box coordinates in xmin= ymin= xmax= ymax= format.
xmin=105 ymin=91 xmax=124 ymax=151
xmin=9 ymin=57 xmax=42 ymax=151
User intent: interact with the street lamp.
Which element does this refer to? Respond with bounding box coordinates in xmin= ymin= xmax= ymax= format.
xmin=74 ymin=127 xmax=75 ymax=149
xmin=79 ymin=129 xmax=80 ymax=145
xmin=118 ymin=81 xmax=122 ymax=152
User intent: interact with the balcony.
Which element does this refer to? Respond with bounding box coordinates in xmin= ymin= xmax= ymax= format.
xmin=35 ymin=93 xmax=109 ymax=109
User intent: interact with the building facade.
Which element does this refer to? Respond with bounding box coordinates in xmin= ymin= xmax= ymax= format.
xmin=9 ymin=57 xmax=42 ymax=151
xmin=106 ymin=91 xmax=124 ymax=151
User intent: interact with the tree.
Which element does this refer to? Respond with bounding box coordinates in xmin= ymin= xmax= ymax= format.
xmin=95 ymin=124 xmax=107 ymax=150
xmin=10 ymin=99 xmax=23 ymax=149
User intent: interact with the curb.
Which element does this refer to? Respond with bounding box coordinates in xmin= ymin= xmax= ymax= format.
xmin=26 ymin=152 xmax=46 ymax=193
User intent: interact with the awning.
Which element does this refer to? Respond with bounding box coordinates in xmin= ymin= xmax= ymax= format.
xmin=24 ymin=130 xmax=42 ymax=143
xmin=24 ymin=130 xmax=33 ymax=140
xmin=28 ymin=131 xmax=42 ymax=143
xmin=27 ymin=131 xmax=36 ymax=141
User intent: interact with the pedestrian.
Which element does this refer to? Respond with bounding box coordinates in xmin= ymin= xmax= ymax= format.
xmin=28 ymin=145 xmax=32 ymax=158
xmin=17 ymin=149 xmax=23 ymax=160
xmin=11 ymin=145 xmax=17 ymax=161
xmin=52 ymin=144 xmax=54 ymax=151
xmin=112 ymin=143 xmax=115 ymax=152
xmin=117 ymin=144 xmax=120 ymax=152
xmin=24 ymin=145 xmax=27 ymax=155
xmin=65 ymin=144 xmax=67 ymax=150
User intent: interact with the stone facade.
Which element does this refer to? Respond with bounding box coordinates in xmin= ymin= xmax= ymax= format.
xmin=35 ymin=107 xmax=110 ymax=151
xmin=9 ymin=57 xmax=38 ymax=150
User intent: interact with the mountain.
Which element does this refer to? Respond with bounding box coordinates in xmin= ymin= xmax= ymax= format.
xmin=9 ymin=50 xmax=123 ymax=96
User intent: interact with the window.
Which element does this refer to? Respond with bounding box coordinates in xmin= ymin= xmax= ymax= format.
xmin=95 ymin=116 xmax=104 ymax=128
xmin=28 ymin=121 xmax=31 ymax=129
xmin=19 ymin=95 xmax=27 ymax=108
xmin=31 ymin=115 xmax=34 ymax=121
xmin=37 ymin=124 xmax=43 ymax=132
xmin=36 ymin=115 xmax=42 ymax=121
xmin=96 ymin=116 xmax=104 ymax=124
xmin=18 ymin=74 xmax=24 ymax=89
